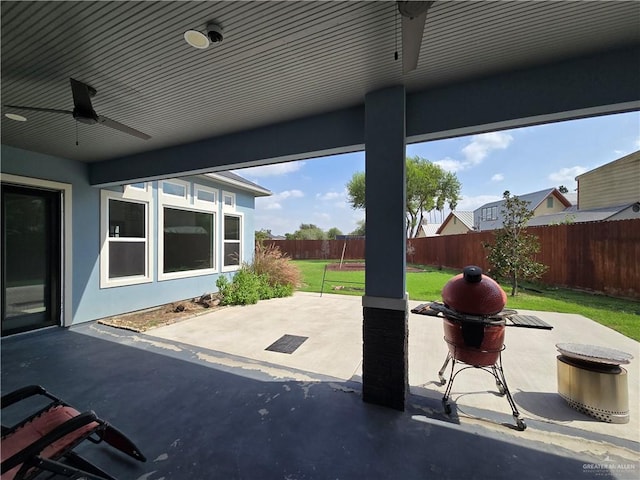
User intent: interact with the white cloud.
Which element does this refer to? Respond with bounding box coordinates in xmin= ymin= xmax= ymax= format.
xmin=434 ymin=157 xmax=465 ymax=172
xmin=434 ymin=132 xmax=514 ymax=174
xmin=548 ymin=166 xmax=587 ymax=183
xmin=456 ymin=194 xmax=502 ymax=211
xmin=316 ymin=190 xmax=345 ymax=201
xmin=264 ymin=202 xmax=282 ymax=210
xmin=462 ymin=132 xmax=513 ymax=165
xmin=234 ymin=161 xmax=305 ymax=178
xmin=278 ymin=189 xmax=304 ymax=199
xmin=491 ymin=173 xmax=504 ymax=182
xmin=256 ymin=189 xmax=304 ymax=211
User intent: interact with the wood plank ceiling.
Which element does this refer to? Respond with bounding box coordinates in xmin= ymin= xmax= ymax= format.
xmin=2 ymin=1 xmax=639 ymax=163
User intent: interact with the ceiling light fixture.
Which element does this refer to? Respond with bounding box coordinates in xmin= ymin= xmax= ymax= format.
xmin=184 ymin=29 xmax=210 ymax=49
xmin=5 ymin=113 xmax=27 ymax=121
xmin=184 ymin=22 xmax=224 ymax=49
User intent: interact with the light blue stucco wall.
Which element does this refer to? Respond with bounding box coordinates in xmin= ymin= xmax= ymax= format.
xmin=1 ymin=145 xmax=258 ymax=325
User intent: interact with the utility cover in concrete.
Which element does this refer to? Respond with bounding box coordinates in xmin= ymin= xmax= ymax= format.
xmin=266 ymin=335 xmax=308 ymax=354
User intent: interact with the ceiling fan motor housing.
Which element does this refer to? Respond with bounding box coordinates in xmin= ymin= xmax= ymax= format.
xmin=73 ymin=108 xmax=99 ymax=124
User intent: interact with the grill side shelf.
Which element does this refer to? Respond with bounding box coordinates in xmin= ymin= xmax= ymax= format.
xmin=507 ymin=314 xmax=553 ymax=330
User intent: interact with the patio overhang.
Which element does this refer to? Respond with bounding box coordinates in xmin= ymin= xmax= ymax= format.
xmin=88 ymin=45 xmax=640 ymax=187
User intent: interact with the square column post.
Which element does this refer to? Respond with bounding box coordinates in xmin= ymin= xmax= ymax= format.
xmin=362 ymin=86 xmax=408 ymax=410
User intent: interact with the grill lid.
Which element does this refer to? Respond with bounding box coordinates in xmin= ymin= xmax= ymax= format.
xmin=442 ymin=266 xmax=507 ymax=316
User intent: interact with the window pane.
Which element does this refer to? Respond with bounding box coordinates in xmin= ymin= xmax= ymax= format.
xmin=164 ymin=208 xmax=213 ymax=273
xmin=197 ymin=189 xmax=216 ymax=203
xmin=109 ymin=200 xmax=145 ymax=238
xmin=109 ymin=242 xmax=145 ymax=278
xmin=224 ymin=194 xmax=234 ymax=206
xmin=224 ymin=243 xmax=240 ymax=266
xmin=163 ymin=182 xmax=187 ymax=197
xmin=224 ymin=215 xmax=240 ymax=240
xmin=129 ymin=182 xmax=146 ymax=190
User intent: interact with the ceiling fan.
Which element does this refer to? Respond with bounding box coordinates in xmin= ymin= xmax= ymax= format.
xmin=397 ymin=1 xmax=435 ymax=74
xmin=4 ymin=78 xmax=151 ymax=140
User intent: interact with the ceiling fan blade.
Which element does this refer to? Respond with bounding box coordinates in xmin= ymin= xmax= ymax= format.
xmin=398 ymin=1 xmax=434 ymax=74
xmin=97 ymin=115 xmax=151 ymax=140
xmin=4 ymin=104 xmax=73 ymax=115
xmin=401 ymin=12 xmax=428 ymax=74
xmin=70 ymin=78 xmax=95 ymax=113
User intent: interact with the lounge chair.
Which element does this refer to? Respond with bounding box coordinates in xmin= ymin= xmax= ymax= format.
xmin=1 ymin=385 xmax=146 ymax=480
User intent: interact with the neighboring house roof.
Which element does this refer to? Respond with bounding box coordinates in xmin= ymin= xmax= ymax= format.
xmin=527 ymin=202 xmax=640 ymax=226
xmin=563 ymin=192 xmax=578 ymax=205
xmin=417 ymin=223 xmax=442 ymax=237
xmin=205 ymin=171 xmax=272 ymax=197
xmin=474 ymin=188 xmax=572 ymax=231
xmin=436 ymin=211 xmax=474 ymax=234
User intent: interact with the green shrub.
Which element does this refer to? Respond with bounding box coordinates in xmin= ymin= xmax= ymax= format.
xmin=216 ymin=268 xmax=294 ymax=306
xmin=271 ymin=283 xmax=293 ymax=298
xmin=215 ymin=243 xmax=300 ymax=306
xmin=216 ymin=269 xmax=260 ymax=305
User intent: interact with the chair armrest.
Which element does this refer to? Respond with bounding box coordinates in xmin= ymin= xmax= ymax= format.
xmin=1 ymin=411 xmax=100 ymax=475
xmin=1 ymin=385 xmax=48 ymax=409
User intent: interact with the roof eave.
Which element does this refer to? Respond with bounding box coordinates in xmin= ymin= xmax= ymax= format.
xmin=203 ymin=173 xmax=272 ymax=197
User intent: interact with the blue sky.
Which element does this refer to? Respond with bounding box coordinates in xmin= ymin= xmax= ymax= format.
xmin=235 ymin=111 xmax=640 ymax=236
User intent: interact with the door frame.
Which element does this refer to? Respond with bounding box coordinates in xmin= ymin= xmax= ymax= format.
xmin=1 ymin=174 xmax=72 ymax=328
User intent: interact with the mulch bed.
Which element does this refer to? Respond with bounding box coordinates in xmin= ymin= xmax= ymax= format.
xmin=97 ymin=294 xmax=223 ymax=333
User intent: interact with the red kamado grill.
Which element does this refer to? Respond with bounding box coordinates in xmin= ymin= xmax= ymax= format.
xmin=429 ymin=265 xmax=526 ymax=431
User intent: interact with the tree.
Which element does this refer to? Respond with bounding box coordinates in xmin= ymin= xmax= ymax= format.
xmin=346 ymin=172 xmax=366 ymax=209
xmin=484 ymin=191 xmax=548 ymax=296
xmin=255 ymin=229 xmax=272 ymax=244
xmin=435 ymin=171 xmax=461 ymax=222
xmin=558 ymin=185 xmax=569 ymax=194
xmin=326 ymin=227 xmax=343 ymax=239
xmin=345 ymin=156 xmax=461 ymax=238
xmin=350 ymin=220 xmax=366 ymax=236
xmin=285 ymin=224 xmax=326 ymax=240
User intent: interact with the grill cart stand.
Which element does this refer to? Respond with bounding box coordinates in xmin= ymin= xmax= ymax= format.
xmin=438 ymin=344 xmax=526 ymax=431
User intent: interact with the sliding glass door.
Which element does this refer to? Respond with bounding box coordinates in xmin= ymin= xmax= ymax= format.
xmin=1 ymin=184 xmax=61 ymax=336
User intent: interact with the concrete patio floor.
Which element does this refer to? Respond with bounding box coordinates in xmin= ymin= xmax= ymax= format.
xmin=2 ymin=291 xmax=639 ymax=479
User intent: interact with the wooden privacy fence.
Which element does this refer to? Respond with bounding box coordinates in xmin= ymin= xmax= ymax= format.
xmin=267 ymin=238 xmax=365 ymax=260
xmin=268 ymin=219 xmax=640 ymax=299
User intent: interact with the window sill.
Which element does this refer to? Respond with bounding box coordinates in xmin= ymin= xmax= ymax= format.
xmin=159 ymin=268 xmax=217 ymax=281
xmin=100 ymin=276 xmax=153 ymax=289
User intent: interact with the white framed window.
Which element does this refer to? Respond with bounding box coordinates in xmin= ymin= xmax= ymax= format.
xmin=223 ymin=213 xmax=243 ymax=271
xmin=160 ymin=179 xmax=190 ymax=206
xmin=194 ymin=184 xmax=218 ymax=209
xmin=100 ymin=190 xmax=153 ymax=288
xmin=222 ymin=191 xmax=236 ymax=210
xmin=124 ymin=182 xmax=151 ymax=201
xmin=158 ymin=182 xmax=216 ymax=280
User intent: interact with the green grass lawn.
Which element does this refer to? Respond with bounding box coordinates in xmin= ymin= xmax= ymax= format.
xmin=292 ymin=260 xmax=640 ymax=341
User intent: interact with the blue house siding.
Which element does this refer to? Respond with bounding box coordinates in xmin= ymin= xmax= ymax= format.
xmin=1 ymin=145 xmax=263 ymax=326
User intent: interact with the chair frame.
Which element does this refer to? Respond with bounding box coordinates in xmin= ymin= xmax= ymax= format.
xmin=1 ymin=385 xmax=145 ymax=480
